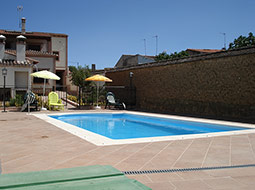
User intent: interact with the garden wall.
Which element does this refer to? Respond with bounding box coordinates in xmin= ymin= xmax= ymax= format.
xmin=106 ymin=46 xmax=255 ymax=122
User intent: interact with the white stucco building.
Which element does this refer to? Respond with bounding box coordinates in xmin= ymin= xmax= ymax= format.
xmin=0 ymin=35 xmax=38 ymax=100
xmin=0 ymin=18 xmax=68 ymax=100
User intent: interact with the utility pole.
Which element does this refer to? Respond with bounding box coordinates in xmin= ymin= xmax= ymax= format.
xmin=153 ymin=35 xmax=158 ymax=55
xmin=220 ymin=32 xmax=226 ymax=50
xmin=17 ymin=5 xmax=23 ymax=29
xmin=143 ymin=39 xmax=146 ymax=55
xmin=69 ymin=61 xmax=79 ymax=67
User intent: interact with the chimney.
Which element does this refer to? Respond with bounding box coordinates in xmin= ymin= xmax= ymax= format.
xmin=21 ymin=17 xmax=26 ymax=34
xmin=16 ymin=35 xmax=26 ymax=62
xmin=0 ymin=35 xmax=6 ymax=60
xmin=92 ymin=64 xmax=96 ymax=73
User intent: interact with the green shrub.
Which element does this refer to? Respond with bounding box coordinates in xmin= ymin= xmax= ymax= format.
xmin=5 ymin=101 xmax=10 ymax=107
xmin=36 ymin=95 xmax=43 ymax=108
xmin=99 ymin=95 xmax=106 ymax=105
xmin=15 ymin=94 xmax=23 ymax=107
xmin=9 ymin=98 xmax=16 ymax=106
xmin=67 ymin=95 xmax=78 ymax=103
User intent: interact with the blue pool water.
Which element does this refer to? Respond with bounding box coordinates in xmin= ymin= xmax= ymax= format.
xmin=50 ymin=113 xmax=250 ymax=140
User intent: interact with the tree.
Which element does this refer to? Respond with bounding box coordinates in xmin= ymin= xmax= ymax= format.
xmin=70 ymin=65 xmax=90 ymax=88
xmin=69 ymin=65 xmax=91 ymax=107
xmin=155 ymin=50 xmax=189 ymax=61
xmin=155 ymin=51 xmax=170 ymax=61
xmin=68 ymin=65 xmax=76 ymax=73
xmin=229 ymin=32 xmax=255 ymax=50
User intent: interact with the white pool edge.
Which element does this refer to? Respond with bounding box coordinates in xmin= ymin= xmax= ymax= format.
xmin=33 ymin=111 xmax=255 ymax=146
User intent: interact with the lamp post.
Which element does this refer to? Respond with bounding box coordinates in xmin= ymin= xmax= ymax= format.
xmin=129 ymin=72 xmax=134 ymax=107
xmin=129 ymin=72 xmax=133 ymax=88
xmin=2 ymin=67 xmax=7 ymax=112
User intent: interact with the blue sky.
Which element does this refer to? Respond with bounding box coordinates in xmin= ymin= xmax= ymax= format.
xmin=1 ymin=0 xmax=254 ymax=69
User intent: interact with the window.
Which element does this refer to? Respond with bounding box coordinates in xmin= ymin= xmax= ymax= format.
xmin=53 ymin=51 xmax=59 ymax=61
xmin=27 ymin=44 xmax=41 ymax=51
xmin=15 ymin=71 xmax=28 ymax=89
xmin=5 ymin=42 xmax=12 ymax=49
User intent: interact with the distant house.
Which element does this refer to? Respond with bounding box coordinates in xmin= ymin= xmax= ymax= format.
xmin=186 ymin=49 xmax=224 ymax=56
xmin=0 ymin=17 xmax=68 ymax=90
xmin=115 ymin=54 xmax=155 ymax=68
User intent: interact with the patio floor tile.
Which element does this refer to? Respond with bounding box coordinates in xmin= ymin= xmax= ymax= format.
xmin=1 ymin=111 xmax=255 ymax=189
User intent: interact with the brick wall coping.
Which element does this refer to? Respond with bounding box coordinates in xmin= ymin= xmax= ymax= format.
xmin=106 ymin=46 xmax=255 ymax=73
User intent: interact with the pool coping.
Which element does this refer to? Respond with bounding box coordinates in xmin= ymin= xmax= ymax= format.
xmin=33 ymin=111 xmax=255 ymax=146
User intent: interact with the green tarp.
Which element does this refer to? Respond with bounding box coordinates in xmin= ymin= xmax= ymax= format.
xmin=0 ymin=165 xmax=151 ymax=190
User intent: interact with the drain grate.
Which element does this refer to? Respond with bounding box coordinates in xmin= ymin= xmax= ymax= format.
xmin=123 ymin=164 xmax=255 ymax=175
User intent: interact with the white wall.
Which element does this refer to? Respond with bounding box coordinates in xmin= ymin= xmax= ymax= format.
xmin=51 ymin=37 xmax=67 ymax=69
xmin=16 ymin=43 xmax=26 ymax=62
xmin=0 ymin=66 xmax=32 ymax=97
xmin=15 ymin=71 xmax=28 ymax=88
xmin=41 ymin=40 xmax=48 ymax=52
xmin=0 ymin=43 xmax=4 ymax=59
xmin=31 ymin=57 xmax=54 ymax=72
xmin=30 ymin=57 xmax=55 ymax=90
xmin=138 ymin=56 xmax=155 ymax=64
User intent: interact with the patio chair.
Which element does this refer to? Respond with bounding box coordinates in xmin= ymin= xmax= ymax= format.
xmin=105 ymin=92 xmax=126 ymax=110
xmin=21 ymin=91 xmax=38 ymax=112
xmin=48 ymin=91 xmax=64 ymax=111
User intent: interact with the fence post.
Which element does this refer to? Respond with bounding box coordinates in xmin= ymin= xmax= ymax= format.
xmin=78 ymin=86 xmax=81 ymax=109
xmin=65 ymin=86 xmax=67 ymax=106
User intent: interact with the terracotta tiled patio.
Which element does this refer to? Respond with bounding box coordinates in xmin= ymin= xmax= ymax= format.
xmin=1 ymin=111 xmax=255 ymax=189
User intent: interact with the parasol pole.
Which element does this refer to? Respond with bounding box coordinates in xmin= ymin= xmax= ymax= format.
xmin=43 ymin=78 xmax=46 ymax=97
xmin=41 ymin=78 xmax=46 ymax=110
xmin=96 ymin=81 xmax=99 ymax=108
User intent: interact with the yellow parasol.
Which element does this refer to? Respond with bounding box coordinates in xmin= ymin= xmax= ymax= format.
xmin=31 ymin=70 xmax=60 ymax=110
xmin=30 ymin=70 xmax=60 ymax=80
xmin=85 ymin=74 xmax=112 ymax=108
xmin=85 ymin=74 xmax=112 ymax=82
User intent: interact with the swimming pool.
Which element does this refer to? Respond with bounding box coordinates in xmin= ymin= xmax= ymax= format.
xmin=45 ymin=112 xmax=255 ymax=144
xmin=50 ymin=113 xmax=250 ymax=139
xmin=34 ymin=112 xmax=255 ymax=146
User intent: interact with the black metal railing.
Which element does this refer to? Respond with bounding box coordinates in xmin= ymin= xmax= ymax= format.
xmin=0 ymin=84 xmax=136 ymax=109
xmin=0 ymin=85 xmax=68 ymax=107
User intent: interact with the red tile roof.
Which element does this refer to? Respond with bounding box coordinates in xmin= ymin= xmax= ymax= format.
xmin=0 ymin=51 xmax=39 ymax=66
xmin=0 ymin=59 xmax=33 ymax=66
xmin=0 ymin=30 xmax=67 ymax=38
xmin=6 ymin=49 xmax=56 ymax=57
xmin=187 ymin=49 xmax=224 ymax=53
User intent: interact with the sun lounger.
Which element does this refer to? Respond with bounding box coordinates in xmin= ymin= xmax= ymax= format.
xmin=105 ymin=92 xmax=126 ymax=110
xmin=21 ymin=91 xmax=38 ymax=112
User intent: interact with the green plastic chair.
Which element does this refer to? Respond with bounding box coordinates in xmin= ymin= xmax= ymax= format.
xmin=48 ymin=91 xmax=64 ymax=111
xmin=105 ymin=92 xmax=126 ymax=110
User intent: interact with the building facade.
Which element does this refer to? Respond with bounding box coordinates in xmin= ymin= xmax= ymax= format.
xmin=0 ymin=18 xmax=68 ymax=99
xmin=115 ymin=54 xmax=155 ymax=68
xmin=0 ymin=18 xmax=68 ymax=88
xmin=0 ymin=35 xmax=38 ymax=100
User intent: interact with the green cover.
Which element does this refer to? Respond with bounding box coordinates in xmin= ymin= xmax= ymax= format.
xmin=0 ymin=165 xmax=151 ymax=190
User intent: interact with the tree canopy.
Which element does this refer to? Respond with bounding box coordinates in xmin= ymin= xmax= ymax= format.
xmin=229 ymin=32 xmax=255 ymax=50
xmin=69 ymin=65 xmax=91 ymax=89
xmin=155 ymin=50 xmax=189 ymax=61
xmin=68 ymin=65 xmax=76 ymax=73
